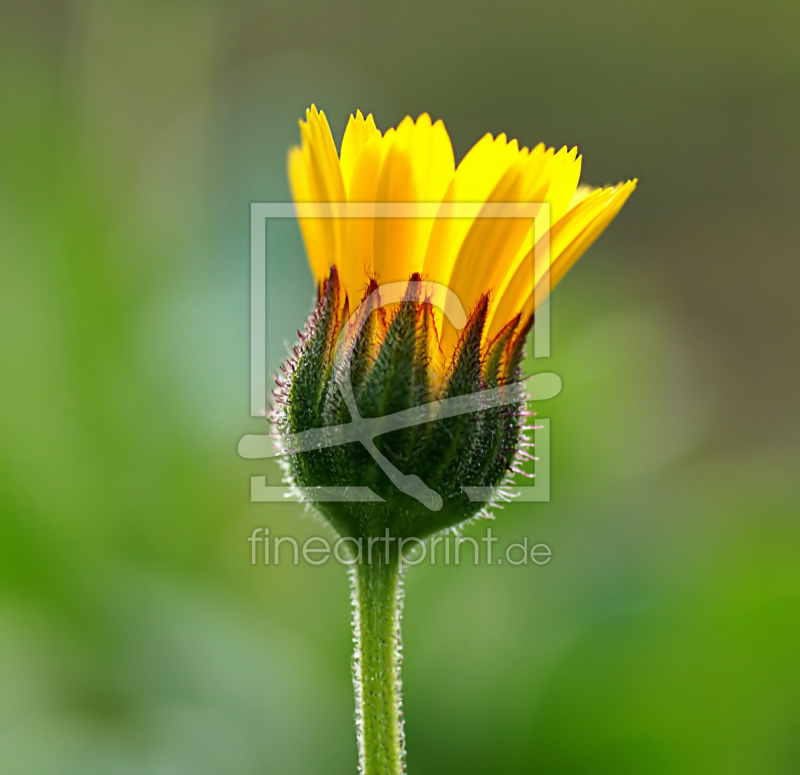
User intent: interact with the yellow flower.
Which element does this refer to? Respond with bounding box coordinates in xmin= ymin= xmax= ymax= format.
xmin=288 ymin=105 xmax=636 ymax=363
xmin=280 ymin=108 xmax=637 ymax=775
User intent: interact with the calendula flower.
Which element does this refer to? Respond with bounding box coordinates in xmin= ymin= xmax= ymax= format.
xmin=276 ymin=105 xmax=635 ymax=537
xmin=272 ymin=106 xmax=636 ymax=775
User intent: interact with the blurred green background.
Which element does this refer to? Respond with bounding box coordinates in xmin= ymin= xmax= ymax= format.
xmin=1 ymin=1 xmax=799 ymax=773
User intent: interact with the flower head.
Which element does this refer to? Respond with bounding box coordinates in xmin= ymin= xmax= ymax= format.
xmin=276 ymin=106 xmax=636 ymax=539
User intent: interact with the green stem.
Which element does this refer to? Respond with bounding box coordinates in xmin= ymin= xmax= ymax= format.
xmin=350 ymin=548 xmax=406 ymax=774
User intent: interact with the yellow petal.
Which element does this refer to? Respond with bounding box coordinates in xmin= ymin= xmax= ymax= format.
xmin=486 ymin=180 xmax=637 ymax=341
xmin=485 ymin=186 xmax=615 ymax=339
xmin=341 ymin=129 xmax=395 ymax=304
xmin=372 ymin=114 xmax=455 ymax=286
xmin=479 ymin=146 xmax=581 ymax=339
xmin=447 ymin=144 xmax=556 ymax=310
xmin=295 ymin=106 xmax=347 ymax=278
xmin=544 ymin=146 xmax=582 ymax=224
xmin=288 ymin=146 xmax=329 ymax=283
xmin=422 ymin=133 xmax=522 ymax=287
xmin=442 ymin=143 xmax=569 ymax=356
xmin=486 ymin=186 xmax=617 ymax=339
xmin=442 ymin=150 xmax=533 ymax=343
xmin=545 ymin=179 xmax=637 ymax=292
xmin=340 ymin=110 xmax=380 ymax=198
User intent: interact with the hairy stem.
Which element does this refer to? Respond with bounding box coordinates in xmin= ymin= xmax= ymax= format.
xmin=350 ymin=548 xmax=406 ymax=774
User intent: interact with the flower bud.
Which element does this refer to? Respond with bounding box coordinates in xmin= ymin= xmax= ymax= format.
xmin=273 ymin=268 xmax=530 ymax=540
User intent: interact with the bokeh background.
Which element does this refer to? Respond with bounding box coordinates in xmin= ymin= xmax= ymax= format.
xmin=2 ymin=1 xmax=799 ymax=772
